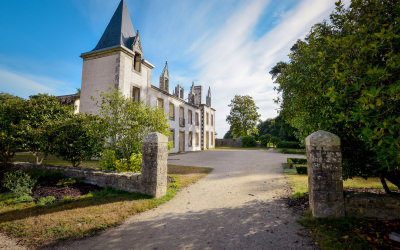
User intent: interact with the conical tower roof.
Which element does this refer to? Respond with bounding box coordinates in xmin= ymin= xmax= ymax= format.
xmin=93 ymin=0 xmax=136 ymax=51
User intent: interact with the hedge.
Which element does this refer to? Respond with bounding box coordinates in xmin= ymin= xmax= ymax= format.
xmin=276 ymin=141 xmax=304 ymax=149
xmin=287 ymin=158 xmax=307 ymax=168
xmin=295 ymin=165 xmax=308 ymax=175
xmin=242 ymin=135 xmax=256 ymax=147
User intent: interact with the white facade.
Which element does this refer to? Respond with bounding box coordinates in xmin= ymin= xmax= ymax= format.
xmin=79 ymin=0 xmax=215 ymax=153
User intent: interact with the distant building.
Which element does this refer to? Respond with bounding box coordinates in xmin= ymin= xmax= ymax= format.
xmin=77 ymin=0 xmax=215 ymax=153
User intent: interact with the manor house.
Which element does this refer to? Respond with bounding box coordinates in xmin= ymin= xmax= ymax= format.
xmin=74 ymin=0 xmax=215 ymax=153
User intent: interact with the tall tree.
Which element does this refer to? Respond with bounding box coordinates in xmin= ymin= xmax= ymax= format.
xmin=21 ymin=94 xmax=73 ymax=164
xmin=226 ymin=95 xmax=261 ymax=137
xmin=272 ymin=0 xmax=400 ymax=190
xmin=0 ymin=93 xmax=27 ymax=167
xmin=96 ymin=88 xmax=170 ymax=166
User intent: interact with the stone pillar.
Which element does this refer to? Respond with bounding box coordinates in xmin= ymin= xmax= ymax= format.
xmin=140 ymin=132 xmax=168 ymax=198
xmin=306 ymin=130 xmax=344 ymax=218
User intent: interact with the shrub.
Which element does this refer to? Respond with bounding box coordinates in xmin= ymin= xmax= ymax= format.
xmin=28 ymin=169 xmax=65 ymax=186
xmin=277 ymin=141 xmax=303 ymax=149
xmin=56 ymin=177 xmax=79 ymax=187
xmin=37 ymin=196 xmax=56 ymax=206
xmin=2 ymin=171 xmax=37 ymax=197
xmin=270 ymin=136 xmax=280 ymax=147
xmin=242 ymin=135 xmax=256 ymax=147
xmin=13 ymin=194 xmax=34 ymax=204
xmin=99 ymin=149 xmax=118 ymax=171
xmin=100 ymin=149 xmax=141 ymax=173
xmin=114 ymin=152 xmax=142 ymax=172
xmin=287 ymin=158 xmax=307 ymax=168
xmin=295 ymin=165 xmax=308 ymax=175
xmin=278 ymin=148 xmax=306 ymax=154
xmin=259 ymin=134 xmax=271 ymax=147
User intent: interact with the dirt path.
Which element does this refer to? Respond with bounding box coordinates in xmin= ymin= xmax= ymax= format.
xmin=57 ymin=150 xmax=315 ymax=249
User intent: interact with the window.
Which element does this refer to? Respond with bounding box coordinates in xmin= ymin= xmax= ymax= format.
xmin=211 ymin=132 xmax=214 ymax=145
xmin=188 ymin=110 xmax=192 ymax=124
xmin=169 ymin=129 xmax=175 ymax=148
xmin=134 ymin=53 xmax=141 ymax=72
xmin=179 ymin=107 xmax=185 ymax=127
xmin=157 ymin=98 xmax=164 ymax=110
xmin=206 ymin=112 xmax=209 ymax=125
xmin=195 ymin=113 xmax=199 ymax=126
xmin=211 ymin=114 xmax=214 ymax=126
xmin=189 ymin=132 xmax=192 ymax=147
xmin=169 ymin=103 xmax=175 ymax=120
xmin=132 ymin=86 xmax=140 ymax=102
xmin=196 ymin=133 xmax=199 ymax=146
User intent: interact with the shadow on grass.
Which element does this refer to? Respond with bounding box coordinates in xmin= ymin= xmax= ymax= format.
xmin=0 ymin=188 xmax=152 ymax=224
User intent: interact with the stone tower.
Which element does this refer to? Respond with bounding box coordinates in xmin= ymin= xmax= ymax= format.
xmin=193 ymin=85 xmax=202 ymax=106
xmin=79 ymin=0 xmax=154 ymax=114
xmin=159 ymin=61 xmax=169 ymax=93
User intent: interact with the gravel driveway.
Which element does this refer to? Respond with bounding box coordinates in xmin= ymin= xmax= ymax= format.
xmin=57 ymin=149 xmax=315 ymax=250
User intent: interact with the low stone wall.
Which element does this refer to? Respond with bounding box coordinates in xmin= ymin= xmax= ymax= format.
xmin=215 ymin=139 xmax=242 ymax=147
xmin=306 ymin=130 xmax=400 ymax=220
xmin=12 ymin=132 xmax=168 ymax=198
xmin=345 ymin=192 xmax=400 ymax=219
xmin=13 ymin=163 xmax=143 ymax=193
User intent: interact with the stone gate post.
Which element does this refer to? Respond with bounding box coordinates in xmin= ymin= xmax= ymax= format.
xmin=306 ymin=130 xmax=344 ymax=218
xmin=140 ymin=132 xmax=168 ymax=198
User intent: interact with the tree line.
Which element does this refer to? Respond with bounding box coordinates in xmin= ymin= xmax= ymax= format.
xmin=0 ymin=88 xmax=170 ymax=173
xmin=270 ymin=0 xmax=400 ymax=191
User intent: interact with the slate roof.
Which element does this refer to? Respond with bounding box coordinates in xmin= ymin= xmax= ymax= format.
xmin=92 ymin=0 xmax=136 ymax=51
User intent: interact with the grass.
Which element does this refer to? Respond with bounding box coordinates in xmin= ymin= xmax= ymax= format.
xmin=284 ymin=168 xmax=399 ymax=198
xmin=284 ymin=165 xmax=400 ymax=249
xmin=12 ymin=152 xmax=101 ymax=169
xmin=0 ymin=164 xmax=212 ymax=249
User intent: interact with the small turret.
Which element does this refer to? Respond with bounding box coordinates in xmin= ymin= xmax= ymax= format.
xmin=159 ymin=61 xmax=169 ymax=92
xmin=206 ymin=86 xmax=211 ymax=106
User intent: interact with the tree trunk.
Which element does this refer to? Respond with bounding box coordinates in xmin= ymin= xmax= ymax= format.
xmin=384 ymin=171 xmax=400 ymax=191
xmin=380 ymin=175 xmax=392 ymax=194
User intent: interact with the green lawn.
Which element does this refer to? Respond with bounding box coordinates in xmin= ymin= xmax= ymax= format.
xmin=12 ymin=153 xmax=101 ymax=169
xmin=284 ymin=166 xmax=400 ymax=249
xmin=284 ymin=168 xmax=399 ymax=198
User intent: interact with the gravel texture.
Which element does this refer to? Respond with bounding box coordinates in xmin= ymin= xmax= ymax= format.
xmin=56 ymin=149 xmax=316 ymax=250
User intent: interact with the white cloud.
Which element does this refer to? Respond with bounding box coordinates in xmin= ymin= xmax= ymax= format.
xmin=192 ymin=0 xmax=342 ymax=137
xmin=0 ymin=69 xmax=75 ymax=98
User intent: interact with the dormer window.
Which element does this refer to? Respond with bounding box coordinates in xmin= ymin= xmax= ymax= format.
xmin=134 ymin=53 xmax=141 ymax=72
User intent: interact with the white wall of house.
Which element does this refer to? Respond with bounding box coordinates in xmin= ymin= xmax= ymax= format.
xmin=80 ymin=51 xmax=120 ymax=114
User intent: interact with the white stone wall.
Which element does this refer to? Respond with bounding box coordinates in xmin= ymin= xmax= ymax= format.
xmin=119 ymin=52 xmax=152 ymax=102
xmin=80 ymin=48 xmax=213 ymax=154
xmin=201 ymin=105 xmax=216 ymax=150
xmin=80 ymin=52 xmax=120 ymax=114
xmin=147 ymin=88 xmax=202 ymax=153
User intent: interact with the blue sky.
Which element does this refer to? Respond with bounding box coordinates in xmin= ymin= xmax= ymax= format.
xmin=0 ymin=0 xmax=347 ymax=136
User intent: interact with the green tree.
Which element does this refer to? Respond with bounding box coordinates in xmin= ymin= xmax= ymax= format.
xmin=0 ymin=93 xmax=27 ymax=167
xmin=223 ymin=130 xmax=233 ymax=139
xmin=96 ymin=88 xmax=170 ymax=170
xmin=257 ymin=115 xmax=297 ymax=141
xmin=52 ymin=114 xmax=105 ymax=167
xmin=226 ymin=95 xmax=261 ymax=137
xmin=21 ymin=94 xmax=73 ymax=164
xmin=272 ymin=0 xmax=400 ymax=190
xmin=259 ymin=134 xmax=271 ymax=147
